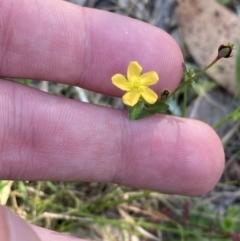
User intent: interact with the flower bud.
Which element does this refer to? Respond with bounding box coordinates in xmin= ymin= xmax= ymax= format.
xmin=217 ymin=42 xmax=234 ymax=59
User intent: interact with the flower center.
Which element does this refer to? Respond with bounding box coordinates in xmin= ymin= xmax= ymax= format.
xmin=132 ymin=78 xmax=141 ymax=89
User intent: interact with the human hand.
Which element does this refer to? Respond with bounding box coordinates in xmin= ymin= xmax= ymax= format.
xmin=0 ymin=0 xmax=224 ymax=240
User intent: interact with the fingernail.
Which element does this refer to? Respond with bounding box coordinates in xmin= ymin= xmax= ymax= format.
xmin=0 ymin=205 xmax=40 ymax=241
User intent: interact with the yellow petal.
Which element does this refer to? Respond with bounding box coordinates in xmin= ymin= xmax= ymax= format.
xmin=140 ymin=71 xmax=159 ymax=86
xmin=122 ymin=90 xmax=141 ymax=106
xmin=127 ymin=62 xmax=142 ymax=82
xmin=112 ymin=74 xmax=132 ymax=91
xmin=138 ymin=86 xmax=158 ymax=104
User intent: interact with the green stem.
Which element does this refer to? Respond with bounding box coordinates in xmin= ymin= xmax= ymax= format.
xmin=170 ymin=58 xmax=219 ymax=97
xmin=181 ymin=84 xmax=187 ymax=117
xmin=213 ymin=106 xmax=240 ymax=130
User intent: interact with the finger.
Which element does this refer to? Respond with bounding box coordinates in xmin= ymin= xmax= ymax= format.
xmin=0 ymin=80 xmax=224 ymax=196
xmin=0 ymin=205 xmax=41 ymax=241
xmin=0 ymin=0 xmax=183 ymax=96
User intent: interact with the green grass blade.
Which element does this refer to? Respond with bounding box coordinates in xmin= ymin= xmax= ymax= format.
xmin=236 ymin=41 xmax=240 ymax=99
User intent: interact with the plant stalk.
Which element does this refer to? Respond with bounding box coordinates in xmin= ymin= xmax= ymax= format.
xmin=170 ymin=58 xmax=219 ymax=98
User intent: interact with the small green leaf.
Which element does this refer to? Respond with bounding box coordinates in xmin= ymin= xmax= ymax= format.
xmin=185 ymin=68 xmax=195 ymax=79
xmin=128 ymin=101 xmax=144 ymax=121
xmin=135 ymin=110 xmax=152 ymax=120
xmin=232 ymin=108 xmax=240 ymax=121
xmin=220 ymin=217 xmax=235 ymax=232
xmin=191 ymin=81 xmax=199 ymax=94
xmin=18 ymin=181 xmax=28 ymax=201
xmin=148 ymin=101 xmax=169 ymax=114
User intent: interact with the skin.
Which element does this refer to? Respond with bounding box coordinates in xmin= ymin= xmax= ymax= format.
xmin=0 ymin=0 xmax=225 ymax=240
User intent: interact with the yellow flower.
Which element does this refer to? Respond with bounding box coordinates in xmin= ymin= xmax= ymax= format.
xmin=112 ymin=62 xmax=159 ymax=106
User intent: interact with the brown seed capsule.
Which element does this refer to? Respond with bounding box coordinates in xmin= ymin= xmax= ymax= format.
xmin=161 ymin=89 xmax=171 ymax=100
xmin=217 ymin=42 xmax=234 ymax=59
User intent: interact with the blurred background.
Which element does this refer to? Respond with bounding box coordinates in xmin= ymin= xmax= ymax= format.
xmin=1 ymin=0 xmax=240 ymax=240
